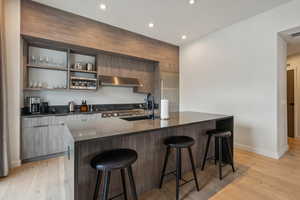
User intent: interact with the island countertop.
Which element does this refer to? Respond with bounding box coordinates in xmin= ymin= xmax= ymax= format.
xmin=66 ymin=111 xmax=232 ymax=142
xmin=63 ymin=111 xmax=234 ymax=200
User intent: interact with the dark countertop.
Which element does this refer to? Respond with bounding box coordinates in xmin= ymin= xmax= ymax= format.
xmin=66 ymin=112 xmax=232 ymax=143
xmin=22 ymin=110 xmax=104 ymax=118
xmin=21 ymin=103 xmax=152 ymax=118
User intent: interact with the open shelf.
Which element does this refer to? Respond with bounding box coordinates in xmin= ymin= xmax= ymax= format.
xmin=70 ymin=76 xmax=97 ymax=81
xmin=27 ymin=64 xmax=68 ymax=71
xmin=23 ymin=88 xmax=68 ymax=91
xmin=70 ymin=68 xmax=97 ymax=74
xmin=70 ymin=87 xmax=97 ymax=90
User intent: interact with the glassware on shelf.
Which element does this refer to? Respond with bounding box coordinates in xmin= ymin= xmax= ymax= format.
xmin=29 ymin=81 xmax=34 ymax=88
xmin=39 ymin=56 xmax=44 ymax=65
xmin=45 ymin=56 xmax=50 ymax=65
xmin=37 ymin=82 xmax=42 ymax=88
xmin=33 ymin=82 xmax=38 ymax=88
xmin=30 ymin=56 xmax=36 ymax=65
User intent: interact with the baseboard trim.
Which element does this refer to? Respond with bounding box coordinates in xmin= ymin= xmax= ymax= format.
xmin=234 ymin=143 xmax=279 ymax=159
xmin=21 ymin=152 xmax=65 ymax=164
xmin=276 ymin=144 xmax=289 ymax=159
xmin=10 ymin=160 xmax=21 ymax=168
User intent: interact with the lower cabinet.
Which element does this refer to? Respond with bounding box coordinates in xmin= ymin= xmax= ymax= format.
xmin=48 ymin=124 xmax=66 ymax=156
xmin=22 ymin=113 xmax=102 ymax=161
xmin=22 ymin=126 xmax=49 ymax=160
xmin=22 ymin=118 xmax=66 ymax=161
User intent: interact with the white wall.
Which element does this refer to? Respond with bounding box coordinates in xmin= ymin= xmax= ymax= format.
xmin=277 ymin=36 xmax=288 ymax=156
xmin=4 ymin=0 xmax=21 ymax=167
xmin=180 ymin=0 xmax=300 ymax=159
xmin=287 ymin=52 xmax=300 ymax=138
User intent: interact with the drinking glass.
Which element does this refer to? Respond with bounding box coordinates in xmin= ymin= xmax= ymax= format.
xmin=31 ymin=55 xmax=36 ymax=64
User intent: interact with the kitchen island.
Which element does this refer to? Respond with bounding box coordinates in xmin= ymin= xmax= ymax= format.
xmin=64 ymin=112 xmax=233 ymax=200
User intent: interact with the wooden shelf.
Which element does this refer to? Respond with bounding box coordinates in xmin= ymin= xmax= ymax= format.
xmin=70 ymin=69 xmax=97 ymax=74
xmin=23 ymin=88 xmax=67 ymax=91
xmin=27 ymin=64 xmax=68 ymax=71
xmin=70 ymin=77 xmax=97 ymax=81
xmin=70 ymin=87 xmax=97 ymax=90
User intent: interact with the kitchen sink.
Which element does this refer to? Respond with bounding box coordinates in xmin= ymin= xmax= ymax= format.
xmin=121 ymin=115 xmax=153 ymax=121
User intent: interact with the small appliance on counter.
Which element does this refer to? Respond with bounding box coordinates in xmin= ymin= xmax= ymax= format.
xmin=25 ymin=96 xmax=41 ymax=114
xmin=40 ymin=102 xmax=49 ymax=114
xmin=80 ymin=100 xmax=88 ymax=112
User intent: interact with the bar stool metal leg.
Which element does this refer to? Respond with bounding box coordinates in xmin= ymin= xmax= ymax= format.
xmin=93 ymin=170 xmax=102 ymax=200
xmin=188 ymin=147 xmax=200 ymax=191
xmin=215 ymin=137 xmax=218 ymax=165
xmin=120 ymin=169 xmax=128 ymax=200
xmin=159 ymin=147 xmax=170 ymax=188
xmin=218 ymin=137 xmax=223 ymax=180
xmin=176 ymin=148 xmax=181 ymax=200
xmin=127 ymin=165 xmax=138 ymax=200
xmin=178 ymin=148 xmax=182 ymax=180
xmin=102 ymin=171 xmax=111 ymax=200
xmin=201 ymin=134 xmax=212 ymax=170
xmin=226 ymin=137 xmax=235 ymax=172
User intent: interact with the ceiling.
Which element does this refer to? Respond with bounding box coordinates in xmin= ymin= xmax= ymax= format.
xmin=34 ymin=0 xmax=290 ymax=46
xmin=280 ymin=27 xmax=300 ymax=56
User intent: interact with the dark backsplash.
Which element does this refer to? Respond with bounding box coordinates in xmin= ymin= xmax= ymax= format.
xmin=22 ymin=103 xmax=148 ymax=116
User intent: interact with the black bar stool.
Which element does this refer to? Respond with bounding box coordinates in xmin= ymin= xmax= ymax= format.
xmin=201 ymin=130 xmax=235 ymax=180
xmin=90 ymin=148 xmax=138 ymax=200
xmin=159 ymin=136 xmax=200 ymax=200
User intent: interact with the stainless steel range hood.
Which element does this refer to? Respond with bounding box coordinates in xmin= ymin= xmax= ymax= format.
xmin=99 ymin=75 xmax=141 ymax=87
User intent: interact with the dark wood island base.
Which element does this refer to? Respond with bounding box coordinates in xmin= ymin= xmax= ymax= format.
xmin=64 ymin=112 xmax=233 ymax=200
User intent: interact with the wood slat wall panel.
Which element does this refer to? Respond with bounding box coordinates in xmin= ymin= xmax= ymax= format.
xmin=20 ymin=0 xmax=179 ymax=68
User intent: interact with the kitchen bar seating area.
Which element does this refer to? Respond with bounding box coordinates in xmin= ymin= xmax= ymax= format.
xmin=2 ymin=0 xmax=300 ymax=200
xmin=64 ymin=112 xmax=234 ymax=200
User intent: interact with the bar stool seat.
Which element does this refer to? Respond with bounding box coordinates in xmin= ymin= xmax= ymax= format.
xmin=207 ymin=130 xmax=232 ymax=137
xmin=164 ymin=136 xmax=195 ymax=148
xmin=91 ymin=149 xmax=137 ymax=170
xmin=90 ymin=148 xmax=138 ymax=200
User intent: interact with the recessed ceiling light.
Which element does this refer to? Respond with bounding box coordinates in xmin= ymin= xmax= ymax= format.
xmin=189 ymin=0 xmax=195 ymax=5
xmin=99 ymin=3 xmax=106 ymax=11
xmin=182 ymin=35 xmax=187 ymax=40
xmin=148 ymin=22 xmax=154 ymax=28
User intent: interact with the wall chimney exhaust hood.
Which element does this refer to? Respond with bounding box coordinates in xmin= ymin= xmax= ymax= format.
xmin=99 ymin=75 xmax=141 ymax=87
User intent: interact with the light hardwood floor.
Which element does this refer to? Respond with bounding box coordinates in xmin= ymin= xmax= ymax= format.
xmin=0 ymin=138 xmax=299 ymax=200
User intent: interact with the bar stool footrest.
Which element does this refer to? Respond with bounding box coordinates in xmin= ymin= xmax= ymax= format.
xmin=179 ymin=178 xmax=196 ymax=187
xmin=162 ymin=170 xmax=196 ymax=188
xmin=162 ymin=170 xmax=177 ymax=177
xmin=108 ymin=192 xmax=124 ymax=200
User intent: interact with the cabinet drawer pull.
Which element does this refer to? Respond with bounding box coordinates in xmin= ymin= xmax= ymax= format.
xmin=33 ymin=124 xmax=49 ymax=128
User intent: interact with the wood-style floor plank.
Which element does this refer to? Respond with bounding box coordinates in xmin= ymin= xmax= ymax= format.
xmin=0 ymin=138 xmax=299 ymax=200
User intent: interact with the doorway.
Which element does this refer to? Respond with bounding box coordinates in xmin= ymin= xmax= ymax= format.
xmin=287 ymin=69 xmax=295 ymax=138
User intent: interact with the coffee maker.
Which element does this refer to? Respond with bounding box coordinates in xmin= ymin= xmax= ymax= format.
xmin=25 ymin=96 xmax=41 ymax=114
